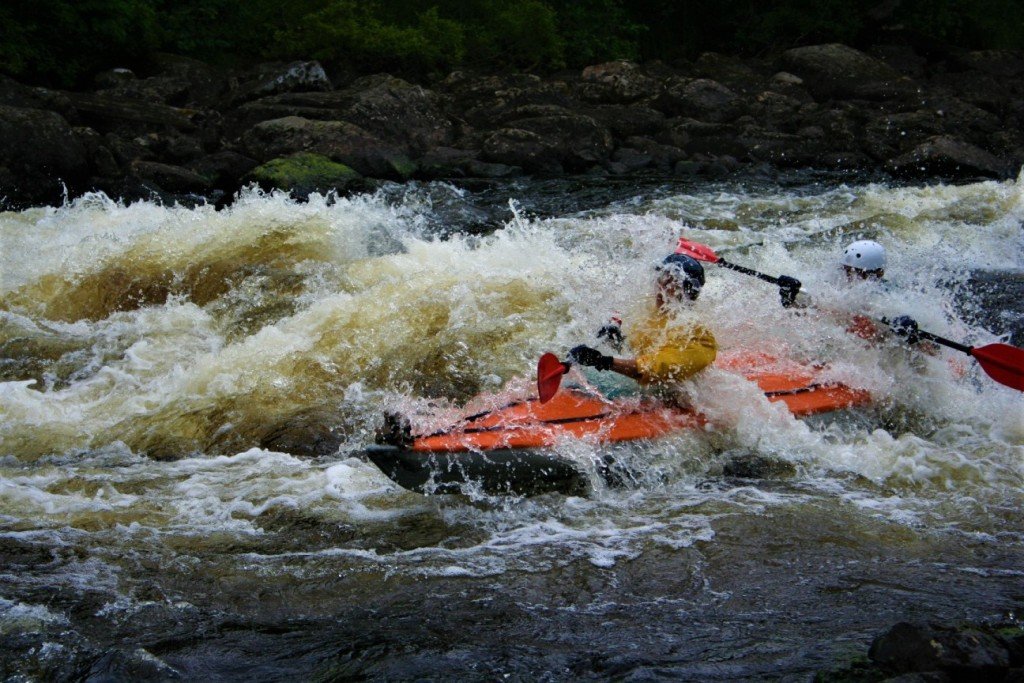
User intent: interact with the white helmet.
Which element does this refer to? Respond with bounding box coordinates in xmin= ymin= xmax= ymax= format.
xmin=841 ymin=240 xmax=886 ymax=271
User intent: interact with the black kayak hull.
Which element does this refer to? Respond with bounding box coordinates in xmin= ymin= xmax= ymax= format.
xmin=364 ymin=444 xmax=592 ymax=496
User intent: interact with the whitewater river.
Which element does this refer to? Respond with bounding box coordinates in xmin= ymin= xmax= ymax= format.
xmin=1 ymin=172 xmax=1022 ymax=680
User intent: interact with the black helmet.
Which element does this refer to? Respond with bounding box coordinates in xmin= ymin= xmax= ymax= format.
xmin=656 ymin=253 xmax=704 ymax=299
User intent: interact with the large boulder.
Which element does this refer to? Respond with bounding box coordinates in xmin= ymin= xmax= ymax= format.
xmin=440 ymin=71 xmax=573 ymax=128
xmin=188 ymin=151 xmax=259 ymax=189
xmin=240 ymin=116 xmax=415 ymax=179
xmin=62 ymin=92 xmax=201 ymax=132
xmin=584 ymin=104 xmax=666 ymax=139
xmin=245 ymin=152 xmax=363 ymax=198
xmin=336 ymin=74 xmax=454 ymax=155
xmin=228 ymin=77 xmax=454 ymax=155
xmin=0 ymin=105 xmax=88 ymax=207
xmin=655 ymin=77 xmax=743 ymax=122
xmin=129 ymin=160 xmax=212 ymax=193
xmin=482 ymin=128 xmax=564 ymax=174
xmin=482 ymin=113 xmax=613 ymax=172
xmin=225 ymin=61 xmax=331 ymax=106
xmin=888 ymin=135 xmax=1008 ymax=178
xmin=577 ymin=61 xmax=662 ymax=104
xmin=94 ymin=56 xmax=227 ymax=108
xmin=862 ymin=111 xmax=944 ymax=161
xmin=781 ymin=43 xmax=908 ymax=101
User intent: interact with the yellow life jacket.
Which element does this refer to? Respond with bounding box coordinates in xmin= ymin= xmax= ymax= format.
xmin=626 ymin=305 xmax=717 ymax=384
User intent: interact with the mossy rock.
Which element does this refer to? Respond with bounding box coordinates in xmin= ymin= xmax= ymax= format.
xmin=247 ymin=152 xmax=363 ymax=198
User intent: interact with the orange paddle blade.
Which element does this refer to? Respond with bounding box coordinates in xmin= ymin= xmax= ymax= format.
xmin=675 ymin=238 xmax=719 ymax=263
xmin=537 ymin=353 xmax=569 ymax=403
xmin=971 ymin=343 xmax=1024 ymax=391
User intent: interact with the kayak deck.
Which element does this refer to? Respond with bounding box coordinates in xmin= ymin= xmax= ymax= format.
xmin=365 ymin=353 xmax=870 ymax=495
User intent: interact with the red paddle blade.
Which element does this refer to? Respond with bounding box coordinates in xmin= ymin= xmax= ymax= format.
xmin=971 ymin=343 xmax=1024 ymax=391
xmin=675 ymin=238 xmax=719 ymax=263
xmin=537 ymin=352 xmax=568 ymax=403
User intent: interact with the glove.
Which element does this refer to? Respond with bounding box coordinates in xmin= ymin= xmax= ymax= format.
xmin=889 ymin=315 xmax=920 ymax=344
xmin=596 ymin=322 xmax=624 ymax=349
xmin=569 ymin=345 xmax=613 ymax=371
xmin=777 ymin=275 xmax=802 ymax=308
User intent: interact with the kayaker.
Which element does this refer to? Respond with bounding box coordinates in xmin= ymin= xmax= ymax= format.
xmin=778 ymin=239 xmax=926 ymax=345
xmin=568 ymin=254 xmax=718 ymax=385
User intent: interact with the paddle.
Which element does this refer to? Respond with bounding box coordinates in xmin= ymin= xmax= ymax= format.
xmin=676 ymin=237 xmax=1024 ymax=392
xmin=878 ymin=321 xmax=1023 ymax=391
xmin=537 ymin=352 xmax=570 ymax=403
xmin=676 ymin=238 xmax=785 ymax=286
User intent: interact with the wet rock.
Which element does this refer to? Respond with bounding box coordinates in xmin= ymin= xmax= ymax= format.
xmin=585 ymin=103 xmax=666 ymax=139
xmin=656 ymin=77 xmax=743 ymax=122
xmin=482 ymin=127 xmax=564 ymax=174
xmin=482 ymin=113 xmax=612 ymax=173
xmin=188 ymin=150 xmax=259 ymax=191
xmin=0 ymin=75 xmax=61 ymax=110
xmin=750 ymin=91 xmax=805 ymax=131
xmin=722 ymin=453 xmax=797 ymax=479
xmin=240 ymin=116 xmax=415 ymax=179
xmin=94 ymin=67 xmax=137 ymax=89
xmin=868 ymin=622 xmax=1013 ymax=677
xmin=781 ymin=43 xmax=907 ymax=101
xmin=130 ymin=160 xmax=212 ymax=193
xmin=887 ymin=135 xmax=1008 ymax=179
xmin=74 ymin=126 xmax=121 ymax=178
xmin=442 ymin=71 xmax=572 ymax=128
xmin=225 ymin=60 xmax=331 ymax=106
xmin=336 ymin=74 xmax=455 ymax=154
xmin=258 ymin=407 xmax=348 ymax=456
xmin=862 ymin=111 xmax=944 ymax=161
xmin=465 ymin=159 xmax=522 ymax=178
xmin=578 ymin=60 xmax=662 ymax=104
xmin=244 ymin=152 xmax=363 ymax=198
xmin=63 ymin=91 xmax=200 ymax=131
xmin=611 ymin=146 xmax=654 ymax=172
xmin=139 ymin=53 xmax=230 ymax=108
xmin=0 ymin=105 xmax=88 ymax=207
xmin=618 ymin=136 xmax=686 ymax=171
xmin=417 ymin=146 xmax=477 ymax=178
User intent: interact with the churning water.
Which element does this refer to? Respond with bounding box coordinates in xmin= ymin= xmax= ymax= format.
xmin=1 ymin=172 xmax=1022 ymax=680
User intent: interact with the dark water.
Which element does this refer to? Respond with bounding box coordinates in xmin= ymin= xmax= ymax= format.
xmin=1 ymin=172 xmax=1022 ymax=680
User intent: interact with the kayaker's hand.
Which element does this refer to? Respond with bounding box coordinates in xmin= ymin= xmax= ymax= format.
xmin=889 ymin=315 xmax=920 ymax=344
xmin=777 ymin=275 xmax=802 ymax=308
xmin=569 ymin=345 xmax=613 ymax=371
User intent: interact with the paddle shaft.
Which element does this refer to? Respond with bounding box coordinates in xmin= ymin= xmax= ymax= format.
xmin=718 ymin=258 xmax=782 ymax=285
xmin=912 ymin=328 xmax=972 ymax=355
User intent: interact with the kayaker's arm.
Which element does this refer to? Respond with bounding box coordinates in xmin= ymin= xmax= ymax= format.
xmin=569 ymin=345 xmax=642 ymax=380
xmin=610 ymin=357 xmax=642 ymax=380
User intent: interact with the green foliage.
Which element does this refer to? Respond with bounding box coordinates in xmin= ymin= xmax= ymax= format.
xmin=1 ymin=0 xmax=1021 ymax=87
xmin=549 ymin=0 xmax=643 ymax=65
xmin=893 ymin=0 xmax=1024 ymax=49
xmin=273 ymin=0 xmax=465 ymax=75
xmin=0 ymin=0 xmax=158 ymax=86
xmin=738 ymin=0 xmax=867 ymax=52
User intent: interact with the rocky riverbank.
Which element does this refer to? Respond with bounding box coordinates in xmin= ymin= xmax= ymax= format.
xmin=2 ymin=43 xmax=1023 ymax=209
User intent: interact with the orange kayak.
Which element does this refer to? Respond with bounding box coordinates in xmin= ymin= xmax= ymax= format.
xmin=365 ymin=352 xmax=870 ymax=495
